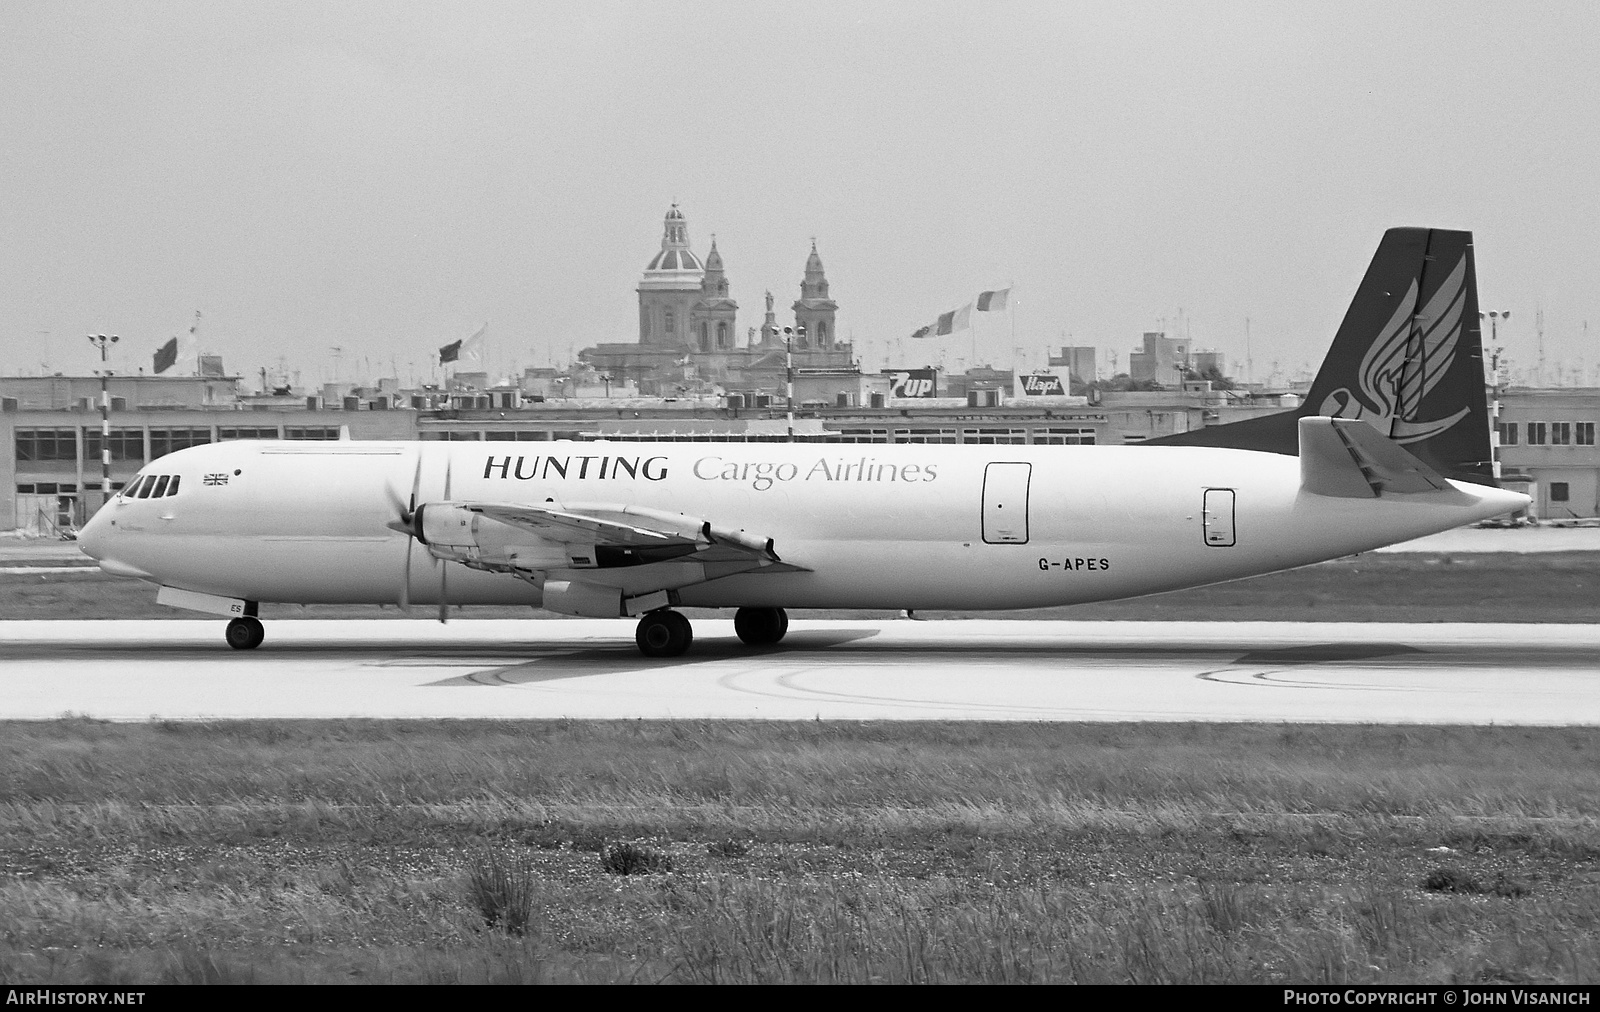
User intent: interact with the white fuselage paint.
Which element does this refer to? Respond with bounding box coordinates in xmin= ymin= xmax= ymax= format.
xmin=77 ymin=440 xmax=1526 ymax=612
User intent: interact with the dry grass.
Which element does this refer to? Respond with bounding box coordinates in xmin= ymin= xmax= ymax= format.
xmin=2 ymin=720 xmax=1598 ymax=983
xmin=465 ymin=846 xmax=539 ymax=935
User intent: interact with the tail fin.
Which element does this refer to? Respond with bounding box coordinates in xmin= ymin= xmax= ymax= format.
xmin=1145 ymin=227 xmax=1495 ymax=486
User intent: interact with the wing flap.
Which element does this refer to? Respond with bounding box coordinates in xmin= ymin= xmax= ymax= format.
xmin=457 ymin=501 xmax=805 ymax=570
xmin=469 ymin=502 xmax=689 ymax=547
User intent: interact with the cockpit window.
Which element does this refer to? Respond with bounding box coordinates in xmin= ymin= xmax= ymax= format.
xmin=126 ymin=474 xmax=181 ymax=498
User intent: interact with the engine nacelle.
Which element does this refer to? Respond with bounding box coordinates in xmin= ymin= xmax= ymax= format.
xmin=417 ymin=503 xmax=477 ymax=548
xmin=542 ymin=580 xmax=623 ymax=618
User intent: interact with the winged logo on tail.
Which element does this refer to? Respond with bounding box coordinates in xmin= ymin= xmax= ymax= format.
xmin=1319 ymin=253 xmax=1470 ymax=444
xmin=1141 ymin=228 xmax=1495 ymax=487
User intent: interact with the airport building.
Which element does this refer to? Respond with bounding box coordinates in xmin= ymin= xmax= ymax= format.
xmin=1497 ymin=388 xmax=1600 ymax=520
xmin=3 ymin=377 xmax=414 ymax=535
xmin=1128 ymin=331 xmax=1225 ymax=386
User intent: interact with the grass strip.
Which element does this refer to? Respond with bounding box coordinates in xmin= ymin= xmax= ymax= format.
xmin=2 ymin=719 xmax=1597 ymax=983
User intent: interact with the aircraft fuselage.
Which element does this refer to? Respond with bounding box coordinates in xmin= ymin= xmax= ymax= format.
xmin=79 ymin=438 xmax=1523 ymax=613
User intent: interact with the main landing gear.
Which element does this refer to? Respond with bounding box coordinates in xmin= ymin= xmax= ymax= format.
xmin=225 ymin=616 xmax=264 ymax=651
xmin=633 ymin=606 xmax=790 ymax=658
xmin=734 ymin=606 xmax=788 ymax=646
xmin=635 ymin=609 xmax=692 ymax=658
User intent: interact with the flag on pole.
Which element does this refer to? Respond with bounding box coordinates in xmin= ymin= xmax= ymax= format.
xmin=153 ymin=337 xmax=178 ymax=374
xmin=460 ymin=323 xmax=486 ymax=366
xmin=914 ymin=298 xmax=982 ymax=338
xmin=172 ymin=309 xmax=202 ymax=375
xmin=440 ymin=323 xmax=486 ymax=367
xmin=977 ymin=288 xmax=1011 ymax=312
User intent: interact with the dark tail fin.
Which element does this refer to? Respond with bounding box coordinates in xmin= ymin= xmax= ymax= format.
xmin=1145 ymin=227 xmax=1495 ymax=486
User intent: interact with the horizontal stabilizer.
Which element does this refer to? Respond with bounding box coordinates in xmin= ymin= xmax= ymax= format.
xmin=1299 ymin=417 xmax=1449 ymax=498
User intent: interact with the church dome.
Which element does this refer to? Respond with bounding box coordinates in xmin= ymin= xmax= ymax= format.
xmin=639 ymin=203 xmax=706 ymax=293
xmin=646 ymin=247 xmax=704 ymax=272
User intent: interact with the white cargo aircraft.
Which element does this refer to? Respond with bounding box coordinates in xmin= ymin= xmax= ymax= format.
xmin=79 ymin=228 xmax=1526 ymax=656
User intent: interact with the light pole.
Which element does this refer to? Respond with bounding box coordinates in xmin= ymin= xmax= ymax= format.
xmin=782 ymin=324 xmax=807 ymax=442
xmin=1480 ymin=311 xmax=1509 ymax=482
xmin=87 ymin=334 xmax=119 ymax=516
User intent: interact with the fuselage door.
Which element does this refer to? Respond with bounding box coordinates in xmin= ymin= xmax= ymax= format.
xmin=982 ymin=462 xmax=1031 ymax=544
xmin=1203 ymin=488 xmax=1236 ymax=547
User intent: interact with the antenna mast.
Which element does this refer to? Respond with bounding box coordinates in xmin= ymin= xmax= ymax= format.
xmin=1244 ymin=317 xmax=1252 ymax=385
xmin=1537 ymin=308 xmax=1546 ymax=385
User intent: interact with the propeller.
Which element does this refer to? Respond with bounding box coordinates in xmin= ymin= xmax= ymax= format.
xmin=383 ymin=447 xmax=454 ymax=624
xmin=385 ymin=451 xmax=425 ymax=611
xmin=437 ymin=454 xmax=452 ymax=624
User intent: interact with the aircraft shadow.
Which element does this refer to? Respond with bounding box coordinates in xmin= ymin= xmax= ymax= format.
xmin=428 ymin=629 xmax=884 ymax=685
xmin=1230 ymin=643 xmax=1423 ymax=665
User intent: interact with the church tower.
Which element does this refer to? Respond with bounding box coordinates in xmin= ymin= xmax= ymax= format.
xmin=637 ymin=205 xmax=705 ymax=349
xmin=791 ymin=241 xmax=838 ymax=349
xmin=691 ymin=236 xmax=738 ymax=351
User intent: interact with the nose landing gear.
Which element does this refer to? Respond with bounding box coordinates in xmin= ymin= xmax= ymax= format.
xmin=225 ymin=616 xmax=264 ymax=650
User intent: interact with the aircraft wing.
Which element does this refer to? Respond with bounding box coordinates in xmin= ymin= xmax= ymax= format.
xmin=462 ymin=501 xmax=806 ymax=569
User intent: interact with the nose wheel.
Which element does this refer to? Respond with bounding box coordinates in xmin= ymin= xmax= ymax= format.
xmin=635 ymin=609 xmax=692 ymax=658
xmin=734 ymin=607 xmax=789 ymax=646
xmin=225 ymin=616 xmax=265 ymax=650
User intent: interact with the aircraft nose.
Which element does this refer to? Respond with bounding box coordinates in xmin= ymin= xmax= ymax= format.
xmin=77 ymin=504 xmax=112 ymax=560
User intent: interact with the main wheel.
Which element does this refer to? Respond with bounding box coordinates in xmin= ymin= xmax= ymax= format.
xmin=734 ymin=606 xmax=789 ymax=646
xmin=225 ymin=616 xmax=264 ymax=651
xmin=636 ymin=609 xmax=693 ymax=658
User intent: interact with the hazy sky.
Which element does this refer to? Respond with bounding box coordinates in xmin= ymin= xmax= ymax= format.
xmin=4 ymin=1 xmax=1598 ymax=387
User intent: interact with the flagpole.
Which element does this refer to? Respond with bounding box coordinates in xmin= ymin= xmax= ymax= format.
xmin=970 ymin=297 xmax=977 ymax=367
xmin=785 ymin=326 xmax=797 ymax=442
xmin=1011 ymin=282 xmax=1017 ymax=371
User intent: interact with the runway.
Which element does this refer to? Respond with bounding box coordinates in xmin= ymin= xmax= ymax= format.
xmin=0 ymin=618 xmax=1595 ymax=723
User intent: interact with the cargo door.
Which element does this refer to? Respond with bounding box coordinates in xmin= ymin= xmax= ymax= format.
xmin=982 ymin=462 xmax=1031 ymax=544
xmin=1203 ymin=488 xmax=1236 ymax=547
